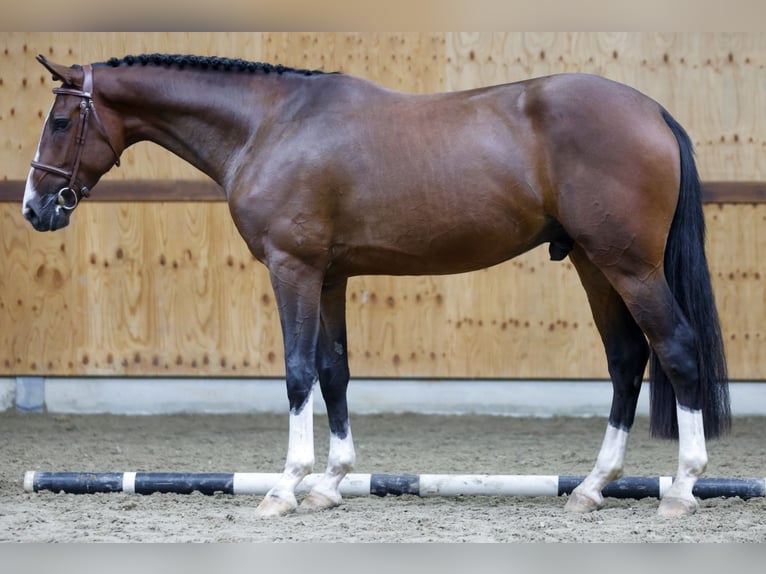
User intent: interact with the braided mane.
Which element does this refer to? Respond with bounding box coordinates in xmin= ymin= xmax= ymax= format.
xmin=97 ymin=54 xmax=332 ymax=77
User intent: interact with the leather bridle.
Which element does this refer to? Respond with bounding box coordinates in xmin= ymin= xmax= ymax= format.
xmin=30 ymin=64 xmax=121 ymax=211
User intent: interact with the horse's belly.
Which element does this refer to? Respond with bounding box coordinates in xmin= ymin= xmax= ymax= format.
xmin=329 ymin=217 xmax=545 ymax=278
xmin=327 ymin=158 xmax=548 ymax=278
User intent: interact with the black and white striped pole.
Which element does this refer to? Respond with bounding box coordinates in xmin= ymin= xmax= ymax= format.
xmin=23 ymin=471 xmax=766 ymax=499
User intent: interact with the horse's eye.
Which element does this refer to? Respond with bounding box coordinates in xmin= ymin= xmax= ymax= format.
xmin=52 ymin=117 xmax=70 ymax=131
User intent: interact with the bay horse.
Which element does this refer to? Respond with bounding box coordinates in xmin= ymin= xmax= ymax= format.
xmin=23 ymin=54 xmax=729 ymax=518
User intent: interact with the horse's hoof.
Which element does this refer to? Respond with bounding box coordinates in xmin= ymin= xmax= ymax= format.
xmin=255 ymin=495 xmax=297 ymax=518
xmin=299 ymin=491 xmax=341 ymax=512
xmin=658 ymin=496 xmax=698 ymax=518
xmin=564 ymin=490 xmax=603 ymax=513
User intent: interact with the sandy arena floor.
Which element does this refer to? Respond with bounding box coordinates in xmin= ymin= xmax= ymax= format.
xmin=1 ymin=411 xmax=764 ymax=542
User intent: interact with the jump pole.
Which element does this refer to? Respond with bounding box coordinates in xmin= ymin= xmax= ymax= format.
xmin=23 ymin=471 xmax=766 ymax=499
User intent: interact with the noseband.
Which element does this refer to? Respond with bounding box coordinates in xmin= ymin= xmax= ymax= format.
xmin=30 ymin=64 xmax=120 ymax=211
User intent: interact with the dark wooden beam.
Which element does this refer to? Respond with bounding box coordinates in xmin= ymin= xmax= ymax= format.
xmin=1 ymin=179 xmax=764 ymax=203
xmin=701 ymin=181 xmax=766 ymax=204
xmin=0 ymin=180 xmax=225 ymax=202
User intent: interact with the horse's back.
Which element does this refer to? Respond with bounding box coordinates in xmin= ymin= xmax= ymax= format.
xmin=235 ymin=72 xmax=681 ymax=279
xmin=266 ymin=76 xmax=556 ymax=277
xmin=345 ymin=74 xmax=677 ymax=272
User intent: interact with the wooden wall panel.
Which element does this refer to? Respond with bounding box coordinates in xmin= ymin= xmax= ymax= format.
xmin=445 ymin=32 xmax=766 ymax=182
xmin=706 ymin=204 xmax=766 ymax=379
xmin=0 ymin=32 xmax=445 ymax=182
xmin=1 ymin=32 xmax=267 ymax=182
xmin=1 ymin=32 xmax=764 ymax=380
xmin=1 ymin=203 xmax=283 ymax=376
xmin=1 ymin=202 xmax=763 ymax=380
xmin=263 ymin=32 xmax=446 ymax=93
xmin=345 ymin=252 xmax=600 ymax=378
xmin=3 ymin=32 xmax=765 ymax=181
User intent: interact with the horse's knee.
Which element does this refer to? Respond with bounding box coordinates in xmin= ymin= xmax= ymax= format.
xmin=317 ymin=341 xmax=350 ymax=390
xmin=318 ymin=363 xmax=349 ymax=398
xmin=285 ymin=368 xmax=317 ymax=413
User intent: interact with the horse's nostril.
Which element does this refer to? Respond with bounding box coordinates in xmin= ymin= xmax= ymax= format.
xmin=24 ymin=205 xmax=38 ymax=223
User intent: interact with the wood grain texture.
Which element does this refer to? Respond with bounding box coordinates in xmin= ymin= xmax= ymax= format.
xmin=4 ymin=180 xmax=766 ymax=203
xmin=1 ymin=203 xmax=281 ymax=376
xmin=0 ymin=180 xmax=226 ymax=202
xmin=1 ymin=32 xmax=266 ymax=182
xmin=1 ymin=203 xmax=763 ymax=379
xmin=1 ymin=32 xmax=445 ymax=182
xmin=2 ymin=33 xmax=764 ymax=380
xmin=263 ymin=32 xmax=446 ymax=93
xmin=445 ymin=32 xmax=766 ymax=182
xmin=4 ymin=32 xmax=765 ymax=181
xmin=705 ymin=204 xmax=766 ymax=380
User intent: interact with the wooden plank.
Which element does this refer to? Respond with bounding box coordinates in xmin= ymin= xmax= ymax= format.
xmin=2 ymin=32 xmax=765 ymax=381
xmin=702 ymin=181 xmax=766 ymax=204
xmin=0 ymin=180 xmax=225 ymax=202
xmin=2 ymin=180 xmax=765 ymax=203
xmin=5 ymin=33 xmax=765 ymax=183
xmin=705 ymin=203 xmax=766 ymax=380
xmin=263 ymin=32 xmax=446 ymax=94
xmin=445 ymin=32 xmax=766 ymax=182
xmin=0 ymin=203 xmax=282 ymax=376
xmin=2 ymin=202 xmax=764 ymax=379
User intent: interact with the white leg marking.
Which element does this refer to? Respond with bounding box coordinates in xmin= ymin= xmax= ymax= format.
xmin=263 ymin=385 xmax=316 ymax=507
xmin=23 ymin=168 xmax=38 ymax=216
xmin=23 ymin=103 xmax=52 ymax=215
xmin=664 ymin=404 xmax=707 ymax=503
xmin=570 ymin=424 xmax=629 ymax=508
xmin=308 ymin=429 xmax=356 ymax=505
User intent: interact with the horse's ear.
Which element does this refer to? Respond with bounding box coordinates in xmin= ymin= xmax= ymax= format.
xmin=36 ymin=54 xmax=82 ymax=87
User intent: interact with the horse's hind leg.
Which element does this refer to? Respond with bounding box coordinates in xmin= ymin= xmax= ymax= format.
xmin=583 ymin=259 xmax=708 ymax=517
xmin=300 ymin=279 xmax=356 ymax=511
xmin=612 ymin=273 xmax=709 ymax=517
xmin=564 ymin=247 xmax=650 ymax=513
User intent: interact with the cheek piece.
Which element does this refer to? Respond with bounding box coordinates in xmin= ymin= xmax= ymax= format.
xmin=30 ymin=64 xmax=121 ymax=211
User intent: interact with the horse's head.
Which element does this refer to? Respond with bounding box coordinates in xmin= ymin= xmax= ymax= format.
xmin=23 ymin=55 xmax=122 ymax=231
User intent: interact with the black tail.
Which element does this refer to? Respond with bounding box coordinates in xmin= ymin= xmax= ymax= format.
xmin=649 ymin=109 xmax=731 ymax=439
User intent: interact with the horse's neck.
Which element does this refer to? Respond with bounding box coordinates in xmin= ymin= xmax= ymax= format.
xmin=103 ymin=68 xmax=283 ymax=188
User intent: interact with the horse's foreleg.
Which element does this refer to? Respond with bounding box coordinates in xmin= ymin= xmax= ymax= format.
xmin=301 ymin=280 xmax=356 ymax=511
xmin=256 ymin=386 xmax=317 ymax=517
xmin=565 ymin=248 xmax=649 ymax=513
xmin=255 ymin=260 xmax=323 ymax=518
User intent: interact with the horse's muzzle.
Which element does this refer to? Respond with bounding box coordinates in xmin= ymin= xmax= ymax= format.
xmin=24 ymin=195 xmax=71 ymax=232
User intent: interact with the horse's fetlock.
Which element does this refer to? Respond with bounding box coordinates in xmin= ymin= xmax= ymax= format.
xmin=327 ymin=450 xmax=355 ymax=476
xmin=681 ymin=454 xmax=707 ymax=477
xmin=286 ymin=457 xmax=314 ymax=478
xmin=608 ymin=468 xmax=624 ymax=482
